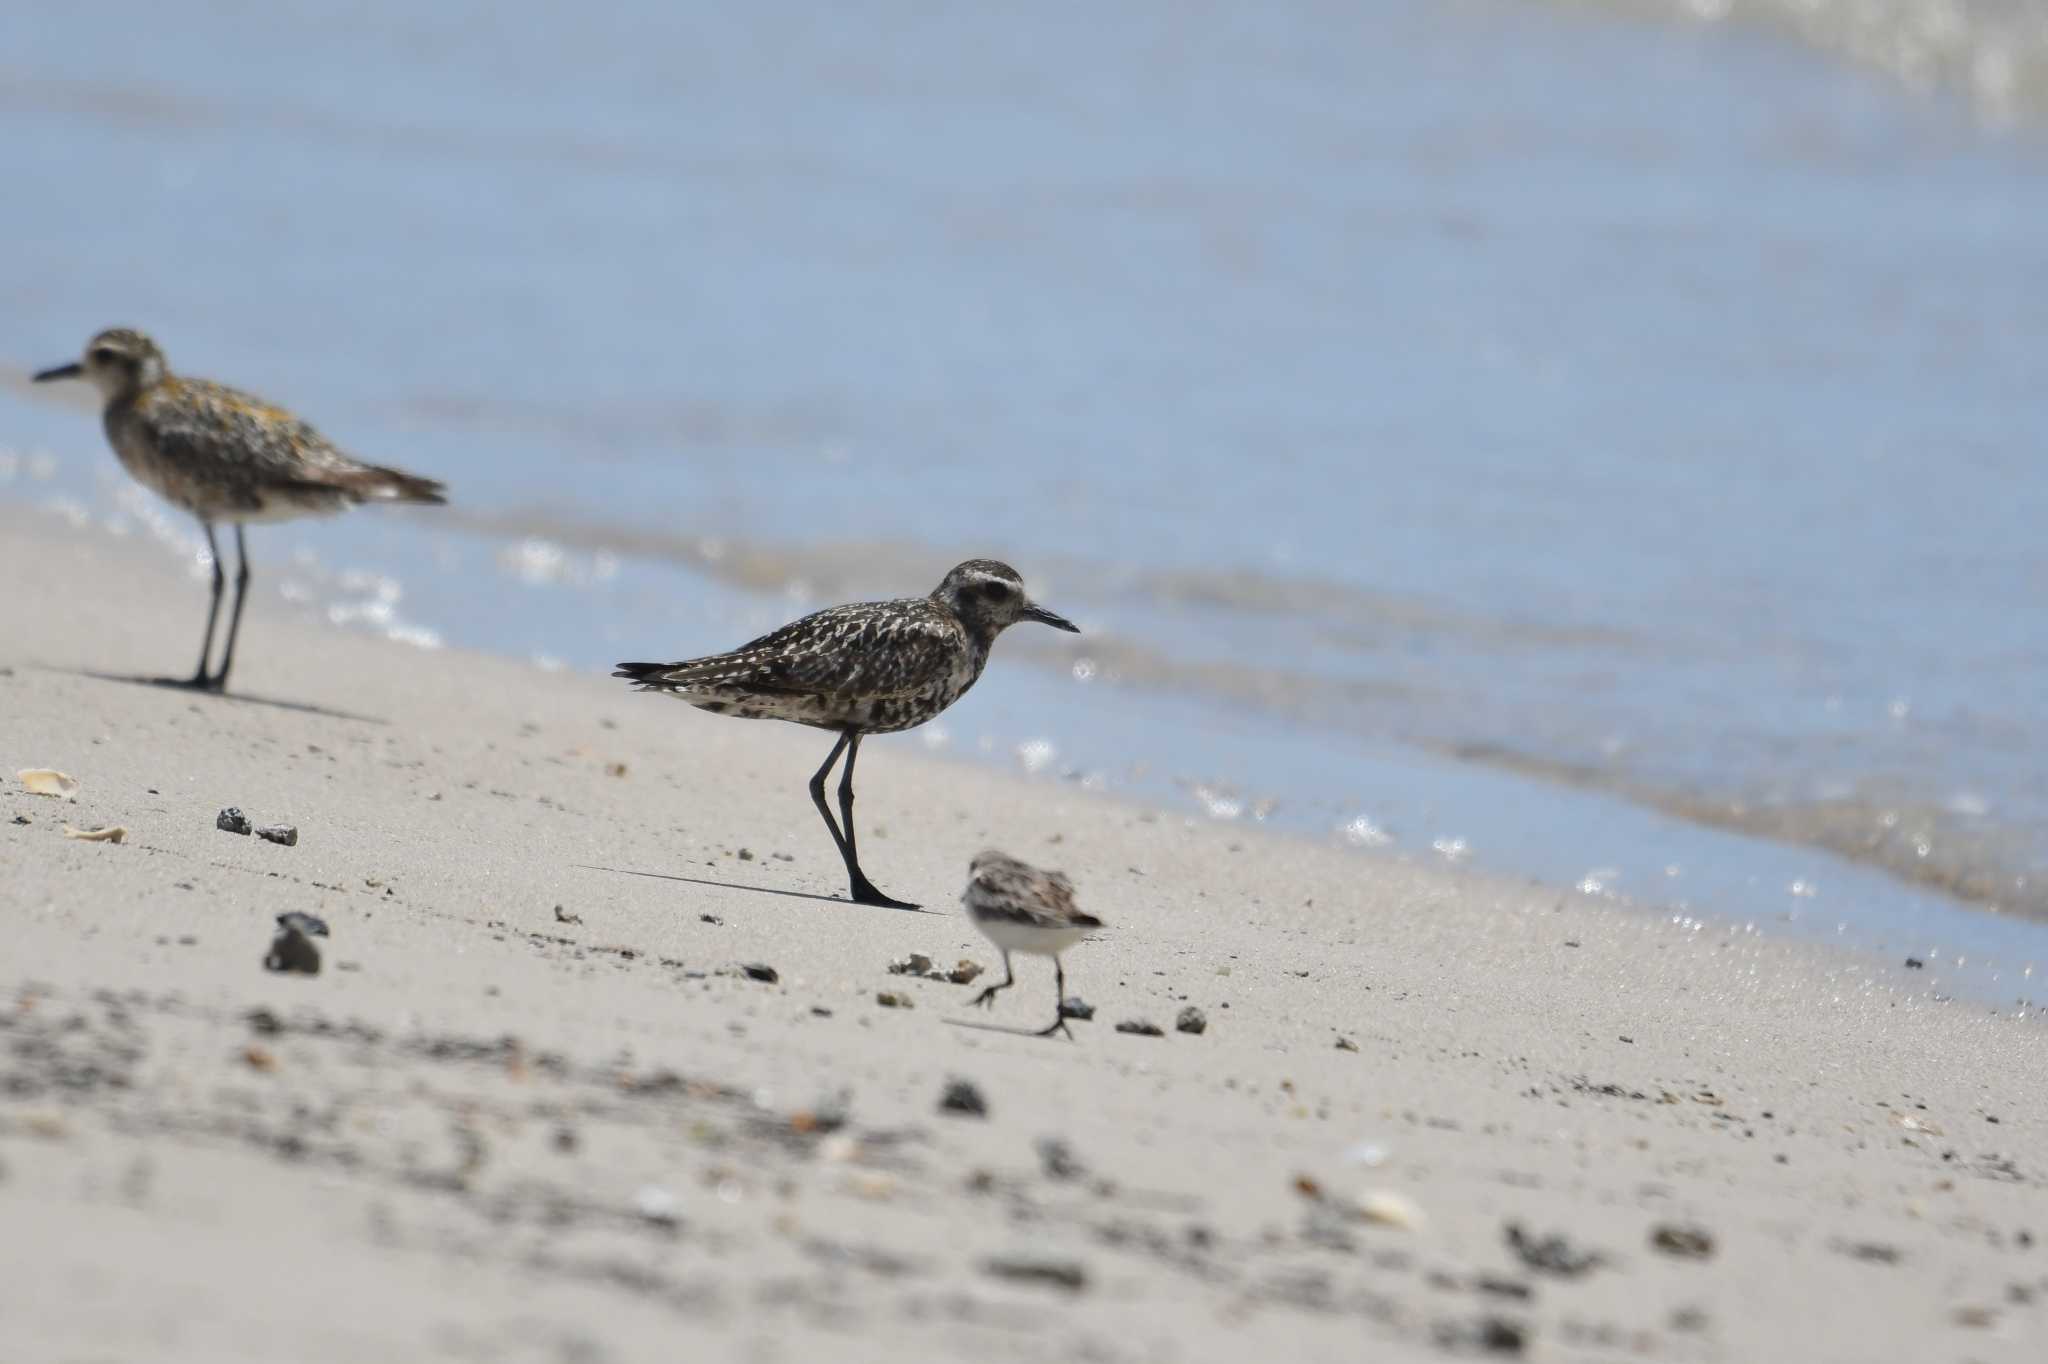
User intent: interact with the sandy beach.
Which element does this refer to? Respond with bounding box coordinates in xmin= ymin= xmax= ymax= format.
xmin=2 ymin=503 xmax=2044 ymax=1362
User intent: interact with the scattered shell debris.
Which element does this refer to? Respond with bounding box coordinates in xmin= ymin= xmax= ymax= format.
xmin=875 ymin=991 xmax=913 ymax=1009
xmin=62 ymin=825 xmax=126 ymax=843
xmin=1115 ymin=1018 xmax=1164 ymax=1037
xmin=18 ymin=769 xmax=79 ymax=800
xmin=216 ymin=807 xmax=252 ymax=835
xmin=1175 ymin=1006 xmax=1207 ymax=1035
xmin=889 ymin=953 xmax=934 ymax=976
xmin=255 ymin=824 xmax=298 ymax=847
xmin=1356 ymin=1190 xmax=1426 ymax=1231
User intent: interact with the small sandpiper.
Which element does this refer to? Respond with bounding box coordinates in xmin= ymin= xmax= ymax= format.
xmin=962 ymin=849 xmax=1104 ymax=1038
xmin=33 ymin=328 xmax=447 ymax=692
xmin=614 ymin=560 xmax=1079 ymax=908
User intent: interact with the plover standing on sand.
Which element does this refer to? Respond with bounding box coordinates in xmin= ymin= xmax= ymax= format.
xmin=33 ymin=328 xmax=447 ymax=692
xmin=615 ymin=560 xmax=1079 ymax=909
xmin=962 ymin=849 xmax=1104 ymax=1038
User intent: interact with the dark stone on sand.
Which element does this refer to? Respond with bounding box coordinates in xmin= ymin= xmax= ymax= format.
xmin=1035 ymin=1136 xmax=1084 ymax=1180
xmin=739 ymin=962 xmax=779 ymax=983
xmin=264 ymin=926 xmax=321 ymax=975
xmin=1649 ymin=1224 xmax=1715 ymax=1260
xmin=246 ymin=1007 xmax=282 ymax=1035
xmin=553 ymin=904 xmax=582 ymax=925
xmin=1433 ymin=1314 xmax=1527 ymax=1355
xmin=216 ymin=807 xmax=252 ymax=835
xmin=1505 ymin=1223 xmax=1604 ymax=1277
xmin=939 ymin=1077 xmax=988 ymax=1118
xmin=255 ymin=824 xmax=298 ymax=847
xmin=981 ymin=1256 xmax=1087 ymax=1291
xmin=1175 ymin=1006 xmax=1207 ymax=1035
xmin=700 ymin=913 xmax=722 ymax=925
xmin=1905 ymin=957 xmax=1925 ymax=969
xmin=1059 ymin=996 xmax=1094 ymax=1021
xmin=1115 ymin=1019 xmax=1164 ymax=1037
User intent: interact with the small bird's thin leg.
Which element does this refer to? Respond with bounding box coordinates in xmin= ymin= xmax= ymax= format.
xmin=1033 ymin=955 xmax=1075 ymax=1039
xmin=207 ymin=524 xmax=253 ymax=693
xmin=176 ymin=521 xmax=227 ymax=688
xmin=971 ymin=950 xmax=1015 ymax=1009
xmin=835 ymin=731 xmax=918 ymax=909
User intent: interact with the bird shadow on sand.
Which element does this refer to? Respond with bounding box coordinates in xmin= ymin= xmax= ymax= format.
xmin=62 ymin=669 xmax=389 ymax=725
xmin=942 ymin=1017 xmax=1073 ymax=1040
xmin=575 ymin=863 xmax=944 ymax=914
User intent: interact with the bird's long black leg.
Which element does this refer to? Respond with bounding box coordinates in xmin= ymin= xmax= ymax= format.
xmin=179 ymin=522 xmax=226 ymax=688
xmin=835 ymin=731 xmax=918 ymax=909
xmin=971 ymin=951 xmax=1014 ymax=1009
xmin=208 ymin=525 xmax=252 ymax=693
xmin=807 ymin=729 xmax=856 ymax=868
xmin=1034 ymin=955 xmax=1075 ymax=1039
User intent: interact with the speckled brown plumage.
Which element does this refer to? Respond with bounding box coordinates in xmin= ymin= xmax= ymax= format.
xmin=33 ymin=326 xmax=447 ymax=692
xmin=615 ymin=561 xmax=1080 ymax=909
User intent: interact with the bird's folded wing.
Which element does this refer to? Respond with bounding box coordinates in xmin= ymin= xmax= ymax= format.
xmin=651 ymin=606 xmax=961 ymax=699
xmin=141 ymin=381 xmax=362 ymax=488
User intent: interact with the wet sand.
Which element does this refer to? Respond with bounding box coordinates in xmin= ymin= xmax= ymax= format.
xmin=2 ymin=504 xmax=2045 ymax=1362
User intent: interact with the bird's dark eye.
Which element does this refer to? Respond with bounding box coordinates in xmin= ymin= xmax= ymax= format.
xmin=90 ymin=348 xmax=119 ymax=365
xmin=978 ymin=581 xmax=1011 ymax=601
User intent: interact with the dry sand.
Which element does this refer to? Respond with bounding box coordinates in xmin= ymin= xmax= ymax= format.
xmin=2 ymin=504 xmax=2044 ymax=1362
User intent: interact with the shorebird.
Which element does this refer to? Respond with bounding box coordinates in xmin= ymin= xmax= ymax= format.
xmin=962 ymin=849 xmax=1104 ymax=1038
xmin=615 ymin=560 xmax=1079 ymax=908
xmin=33 ymin=328 xmax=446 ymax=693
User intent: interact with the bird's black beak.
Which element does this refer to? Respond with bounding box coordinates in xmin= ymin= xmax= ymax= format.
xmin=1022 ymin=601 xmax=1080 ymax=633
xmin=33 ymin=362 xmax=84 ymax=383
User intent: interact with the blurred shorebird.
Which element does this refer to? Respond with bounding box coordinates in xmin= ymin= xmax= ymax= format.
xmin=962 ymin=849 xmax=1104 ymax=1039
xmin=33 ymin=327 xmax=447 ymax=692
xmin=615 ymin=560 xmax=1079 ymax=909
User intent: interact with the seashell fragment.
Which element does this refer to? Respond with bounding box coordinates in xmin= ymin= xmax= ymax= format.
xmin=62 ymin=824 xmax=126 ymax=843
xmin=18 ymin=769 xmax=79 ymax=800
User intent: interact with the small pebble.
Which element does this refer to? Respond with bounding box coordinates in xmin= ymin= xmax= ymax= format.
xmin=876 ymin=991 xmax=913 ymax=1009
xmin=981 ymin=1256 xmax=1086 ymax=1292
xmin=1115 ymin=1019 xmax=1164 ymax=1037
xmin=263 ymin=926 xmax=321 ymax=975
xmin=1035 ymin=1136 xmax=1084 ymax=1180
xmin=216 ymin=807 xmax=252 ymax=836
xmin=1649 ymin=1224 xmax=1715 ymax=1260
xmin=554 ymin=904 xmax=582 ymax=925
xmin=1904 ymin=957 xmax=1924 ymax=969
xmin=277 ymin=911 xmax=330 ymax=938
xmin=938 ymin=1078 xmax=988 ymax=1118
xmin=736 ymin=847 xmax=754 ymax=861
xmin=889 ymin=953 xmax=934 ymax=976
xmin=1175 ymin=1006 xmax=1207 ymax=1035
xmin=255 ymin=824 xmax=298 ymax=847
xmin=1335 ymin=1036 xmax=1360 ymax=1052
xmin=946 ymin=959 xmax=984 ymax=985
xmin=700 ymin=913 xmax=723 ymax=926
xmin=739 ymin=962 xmax=779 ymax=984
xmin=1059 ymin=996 xmax=1094 ymax=1021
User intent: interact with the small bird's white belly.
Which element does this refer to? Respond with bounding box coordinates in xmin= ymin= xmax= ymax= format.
xmin=976 ymin=919 xmax=1093 ymax=956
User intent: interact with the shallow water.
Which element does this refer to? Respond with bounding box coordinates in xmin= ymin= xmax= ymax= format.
xmin=4 ymin=0 xmax=2045 ymax=988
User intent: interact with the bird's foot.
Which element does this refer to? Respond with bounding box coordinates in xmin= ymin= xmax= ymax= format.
xmin=155 ymin=671 xmax=224 ymax=694
xmin=848 ymin=876 xmax=920 ymax=911
xmin=1033 ymin=1016 xmax=1076 ymax=1041
xmin=970 ymin=985 xmax=1004 ymax=1010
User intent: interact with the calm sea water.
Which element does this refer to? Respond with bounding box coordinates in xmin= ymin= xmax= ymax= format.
xmin=4 ymin=0 xmax=2045 ymax=991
